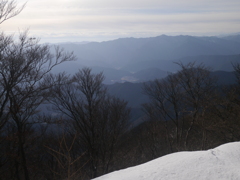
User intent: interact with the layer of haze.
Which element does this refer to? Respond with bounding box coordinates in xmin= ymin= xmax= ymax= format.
xmin=1 ymin=0 xmax=240 ymax=43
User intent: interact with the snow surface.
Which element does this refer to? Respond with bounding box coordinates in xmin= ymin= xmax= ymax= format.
xmin=93 ymin=142 xmax=240 ymax=180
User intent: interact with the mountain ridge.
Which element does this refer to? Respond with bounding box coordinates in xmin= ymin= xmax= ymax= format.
xmin=58 ymin=34 xmax=240 ymax=69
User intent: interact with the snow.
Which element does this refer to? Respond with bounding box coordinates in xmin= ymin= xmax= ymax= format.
xmin=93 ymin=142 xmax=240 ymax=180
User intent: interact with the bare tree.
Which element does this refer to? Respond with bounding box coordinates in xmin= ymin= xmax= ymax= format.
xmin=176 ymin=62 xmax=217 ymax=149
xmin=143 ymin=72 xmax=185 ymax=152
xmin=233 ymin=63 xmax=240 ymax=86
xmin=143 ymin=62 xmax=217 ymax=151
xmin=49 ymin=68 xmax=130 ymax=178
xmin=0 ymin=0 xmax=24 ymax=128
xmin=0 ymin=31 xmax=75 ymax=180
xmin=96 ymin=96 xmax=130 ymax=174
xmin=215 ymin=63 xmax=240 ymax=142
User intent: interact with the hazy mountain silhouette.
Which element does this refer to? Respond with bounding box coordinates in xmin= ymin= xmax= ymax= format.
xmin=52 ymin=34 xmax=240 ymax=84
xmin=58 ymin=35 xmax=240 ymax=70
xmin=222 ymin=34 xmax=240 ymax=43
xmin=122 ymin=54 xmax=240 ymax=72
xmin=52 ymin=63 xmax=169 ymax=84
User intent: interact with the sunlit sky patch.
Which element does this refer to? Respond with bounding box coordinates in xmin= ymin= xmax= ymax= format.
xmin=1 ymin=0 xmax=240 ymax=43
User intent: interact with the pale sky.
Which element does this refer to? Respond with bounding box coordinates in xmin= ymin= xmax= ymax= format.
xmin=1 ymin=0 xmax=240 ymax=43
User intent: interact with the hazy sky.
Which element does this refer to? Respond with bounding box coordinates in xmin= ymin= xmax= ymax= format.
xmin=1 ymin=0 xmax=240 ymax=43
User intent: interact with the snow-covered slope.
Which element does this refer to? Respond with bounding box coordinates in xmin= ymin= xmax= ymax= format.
xmin=93 ymin=142 xmax=240 ymax=180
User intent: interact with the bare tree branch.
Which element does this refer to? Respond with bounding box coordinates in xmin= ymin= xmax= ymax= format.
xmin=0 ymin=0 xmax=26 ymax=24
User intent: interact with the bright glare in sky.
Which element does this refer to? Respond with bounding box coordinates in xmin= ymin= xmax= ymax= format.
xmin=1 ymin=0 xmax=240 ymax=43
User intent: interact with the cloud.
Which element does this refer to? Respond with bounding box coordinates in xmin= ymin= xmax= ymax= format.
xmin=1 ymin=0 xmax=240 ymax=42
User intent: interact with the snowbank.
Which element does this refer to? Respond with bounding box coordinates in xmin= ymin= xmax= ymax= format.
xmin=93 ymin=142 xmax=240 ymax=180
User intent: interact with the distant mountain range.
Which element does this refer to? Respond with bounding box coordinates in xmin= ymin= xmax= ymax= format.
xmin=53 ymin=34 xmax=240 ymax=83
xmin=58 ymin=34 xmax=240 ymax=67
xmin=222 ymin=34 xmax=240 ymax=43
